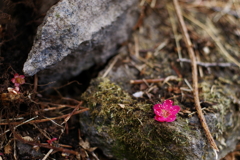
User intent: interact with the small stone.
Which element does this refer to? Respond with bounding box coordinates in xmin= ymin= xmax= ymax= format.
xmin=132 ymin=91 xmax=144 ymax=98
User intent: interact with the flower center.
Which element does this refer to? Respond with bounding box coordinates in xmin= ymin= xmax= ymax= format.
xmin=16 ymin=78 xmax=24 ymax=84
xmin=161 ymin=109 xmax=170 ymax=118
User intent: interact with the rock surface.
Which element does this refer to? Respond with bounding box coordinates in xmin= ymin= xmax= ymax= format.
xmin=23 ymin=0 xmax=139 ymax=84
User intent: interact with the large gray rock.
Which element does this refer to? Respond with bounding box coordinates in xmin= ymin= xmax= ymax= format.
xmin=23 ymin=0 xmax=139 ymax=83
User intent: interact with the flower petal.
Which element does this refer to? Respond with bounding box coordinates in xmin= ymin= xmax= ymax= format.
xmin=169 ymin=105 xmax=181 ymax=114
xmin=153 ymin=104 xmax=162 ymax=109
xmin=153 ymin=104 xmax=163 ymax=115
xmin=153 ymin=107 xmax=163 ymax=116
xmin=14 ymin=83 xmax=20 ymax=87
xmin=11 ymin=78 xmax=16 ymax=83
xmin=165 ymin=115 xmax=177 ymax=122
xmin=153 ymin=100 xmax=180 ymax=123
xmin=19 ymin=75 xmax=25 ymax=78
xmin=15 ymin=87 xmax=19 ymax=91
xmin=155 ymin=115 xmax=168 ymax=122
xmin=162 ymin=99 xmax=173 ymax=109
xmin=14 ymin=73 xmax=19 ymax=78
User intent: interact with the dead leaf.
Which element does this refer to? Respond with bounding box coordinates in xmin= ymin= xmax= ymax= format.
xmin=22 ymin=136 xmax=34 ymax=141
xmin=4 ymin=140 xmax=12 ymax=155
xmin=118 ymin=104 xmax=125 ymax=108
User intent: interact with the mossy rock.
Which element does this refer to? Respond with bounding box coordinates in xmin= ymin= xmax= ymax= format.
xmin=79 ymin=77 xmax=239 ymax=160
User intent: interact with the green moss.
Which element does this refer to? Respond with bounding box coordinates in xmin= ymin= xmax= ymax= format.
xmin=55 ymin=14 xmax=60 ymax=18
xmin=82 ymin=78 xmax=191 ymax=160
xmin=198 ymin=78 xmax=240 ymax=151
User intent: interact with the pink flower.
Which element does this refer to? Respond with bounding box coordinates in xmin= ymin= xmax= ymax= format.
xmin=47 ymin=138 xmax=57 ymax=144
xmin=153 ymin=100 xmax=180 ymax=122
xmin=11 ymin=73 xmax=25 ymax=87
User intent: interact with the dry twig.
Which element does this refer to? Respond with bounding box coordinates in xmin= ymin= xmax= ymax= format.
xmin=102 ymin=54 xmax=120 ymax=78
xmin=130 ymin=78 xmax=165 ymax=84
xmin=167 ymin=4 xmax=183 ymax=67
xmin=173 ymin=0 xmax=219 ymax=152
xmin=183 ymin=14 xmax=240 ymax=68
xmin=42 ymin=149 xmax=53 ymax=160
xmin=178 ymin=58 xmax=236 ymax=68
xmin=0 ymin=108 xmax=89 ymax=126
xmin=14 ymin=133 xmax=79 ymax=156
xmin=0 ymin=116 xmax=38 ymax=136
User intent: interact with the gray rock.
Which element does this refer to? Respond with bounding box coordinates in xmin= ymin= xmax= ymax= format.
xmin=23 ymin=0 xmax=139 ymax=84
xmin=17 ymin=141 xmax=43 ymax=158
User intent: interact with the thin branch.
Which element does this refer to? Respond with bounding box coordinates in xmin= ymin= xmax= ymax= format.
xmin=183 ymin=14 xmax=240 ymax=68
xmin=13 ymin=133 xmax=79 ymax=155
xmin=167 ymin=4 xmax=183 ymax=67
xmin=102 ymin=55 xmax=119 ymax=78
xmin=0 ymin=108 xmax=89 ymax=126
xmin=0 ymin=116 xmax=38 ymax=136
xmin=61 ymin=102 xmax=81 ymax=125
xmin=130 ymin=78 xmax=165 ymax=84
xmin=130 ymin=76 xmax=182 ymax=84
xmin=42 ymin=149 xmax=53 ymax=160
xmin=178 ymin=58 xmax=236 ymax=67
xmin=173 ymin=0 xmax=219 ymax=152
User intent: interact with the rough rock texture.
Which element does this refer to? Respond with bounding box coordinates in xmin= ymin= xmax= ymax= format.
xmin=23 ymin=0 xmax=139 ymax=84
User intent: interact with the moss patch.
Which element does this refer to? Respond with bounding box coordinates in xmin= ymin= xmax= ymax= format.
xmin=199 ymin=78 xmax=240 ymax=150
xmin=81 ymin=78 xmax=192 ymax=160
